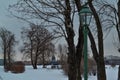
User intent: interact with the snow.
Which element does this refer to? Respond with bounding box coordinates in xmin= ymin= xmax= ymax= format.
xmin=0 ymin=66 xmax=68 ymax=80
xmin=105 ymin=65 xmax=118 ymax=80
xmin=0 ymin=65 xmax=119 ymax=80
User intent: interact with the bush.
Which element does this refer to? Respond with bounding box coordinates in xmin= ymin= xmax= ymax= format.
xmin=81 ymin=57 xmax=97 ymax=75
xmin=10 ymin=61 xmax=25 ymax=73
xmin=59 ymin=53 xmax=68 ymax=75
xmin=111 ymin=63 xmax=116 ymax=68
xmin=61 ymin=57 xmax=97 ymax=76
xmin=4 ymin=63 xmax=13 ymax=72
xmin=61 ymin=63 xmax=68 ymax=75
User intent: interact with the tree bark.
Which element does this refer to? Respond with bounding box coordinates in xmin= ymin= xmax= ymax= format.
xmin=64 ymin=0 xmax=77 ymax=80
xmin=74 ymin=1 xmax=83 ymax=80
xmin=88 ymin=23 xmax=106 ymax=80
xmin=118 ymin=0 xmax=120 ymax=35
xmin=96 ymin=57 xmax=106 ymax=80
xmin=42 ymin=52 xmax=46 ymax=68
xmin=118 ymin=65 xmax=120 ymax=80
xmin=88 ymin=0 xmax=106 ymax=80
xmin=116 ymin=25 xmax=120 ymax=80
xmin=75 ymin=26 xmax=83 ymax=80
xmin=4 ymin=46 xmax=7 ymax=70
xmin=8 ymin=47 xmax=11 ymax=71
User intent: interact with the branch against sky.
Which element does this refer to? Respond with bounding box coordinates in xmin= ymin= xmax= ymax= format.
xmin=9 ymin=0 xmax=70 ymax=39
xmin=94 ymin=0 xmax=120 ymax=51
xmin=8 ymin=0 xmax=119 ymax=80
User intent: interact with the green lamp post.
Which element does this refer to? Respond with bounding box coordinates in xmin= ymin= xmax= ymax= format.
xmin=79 ymin=5 xmax=92 ymax=80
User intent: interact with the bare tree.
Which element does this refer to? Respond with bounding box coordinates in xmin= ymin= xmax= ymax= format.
xmin=40 ymin=42 xmax=55 ymax=68
xmin=21 ymin=24 xmax=54 ymax=69
xmin=57 ymin=44 xmax=68 ymax=65
xmin=9 ymin=0 xmax=82 ymax=80
xmin=93 ymin=0 xmax=120 ymax=80
xmin=74 ymin=0 xmax=108 ymax=80
xmin=0 ymin=28 xmax=17 ymax=71
xmin=9 ymin=0 xmax=107 ymax=80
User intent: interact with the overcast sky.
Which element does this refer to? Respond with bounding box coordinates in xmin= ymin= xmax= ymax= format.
xmin=0 ymin=0 xmax=119 ymax=60
xmin=0 ymin=0 xmax=28 ymax=60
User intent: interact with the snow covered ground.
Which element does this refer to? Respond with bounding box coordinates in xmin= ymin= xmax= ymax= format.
xmin=0 ymin=65 xmax=119 ymax=80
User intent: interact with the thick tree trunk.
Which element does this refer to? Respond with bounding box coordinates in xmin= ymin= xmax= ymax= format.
xmin=76 ymin=57 xmax=82 ymax=80
xmin=64 ymin=0 xmax=77 ymax=80
xmin=33 ymin=58 xmax=37 ymax=69
xmin=97 ymin=57 xmax=106 ymax=80
xmin=67 ymin=50 xmax=76 ymax=80
xmin=33 ymin=64 xmax=37 ymax=69
xmin=88 ymin=1 xmax=106 ymax=80
xmin=117 ymin=1 xmax=120 ymax=80
xmin=88 ymin=26 xmax=106 ymax=80
xmin=75 ymin=27 xmax=83 ymax=80
xmin=74 ymin=1 xmax=83 ymax=80
xmin=66 ymin=26 xmax=76 ymax=80
xmin=118 ymin=0 xmax=120 ymax=34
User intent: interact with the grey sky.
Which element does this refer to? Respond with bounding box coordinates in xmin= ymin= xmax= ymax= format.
xmin=0 ymin=0 xmax=28 ymax=60
xmin=0 ymin=0 xmax=119 ymax=60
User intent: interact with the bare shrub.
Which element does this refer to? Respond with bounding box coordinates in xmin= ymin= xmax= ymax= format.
xmin=61 ymin=57 xmax=97 ymax=76
xmin=111 ymin=63 xmax=116 ymax=68
xmin=62 ymin=62 xmax=68 ymax=75
xmin=81 ymin=57 xmax=97 ymax=75
xmin=59 ymin=53 xmax=68 ymax=75
xmin=10 ymin=61 xmax=25 ymax=73
xmin=4 ymin=62 xmax=13 ymax=72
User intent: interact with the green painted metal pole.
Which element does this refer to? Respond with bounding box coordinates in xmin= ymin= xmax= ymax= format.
xmin=83 ymin=25 xmax=88 ymax=80
xmin=79 ymin=4 xmax=92 ymax=80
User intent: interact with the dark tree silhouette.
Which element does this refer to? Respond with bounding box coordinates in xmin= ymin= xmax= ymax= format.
xmin=0 ymin=28 xmax=17 ymax=71
xmin=21 ymin=24 xmax=54 ymax=69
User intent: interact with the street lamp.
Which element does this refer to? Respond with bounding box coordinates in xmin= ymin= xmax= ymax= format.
xmin=79 ymin=5 xmax=92 ymax=80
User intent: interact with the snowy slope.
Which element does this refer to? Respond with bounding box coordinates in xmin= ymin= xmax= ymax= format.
xmin=0 ymin=65 xmax=118 ymax=80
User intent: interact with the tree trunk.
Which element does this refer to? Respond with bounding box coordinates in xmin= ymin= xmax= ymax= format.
xmin=76 ymin=57 xmax=82 ymax=80
xmin=34 ymin=54 xmax=38 ymax=69
xmin=118 ymin=65 xmax=120 ymax=80
xmin=67 ymin=51 xmax=76 ymax=80
xmin=64 ymin=0 xmax=77 ymax=80
xmin=75 ymin=26 xmax=83 ymax=80
xmin=97 ymin=57 xmax=106 ymax=80
xmin=42 ymin=52 xmax=46 ymax=68
xmin=88 ymin=26 xmax=107 ymax=80
xmin=33 ymin=57 xmax=37 ymax=69
xmin=33 ymin=64 xmax=37 ymax=69
xmin=30 ymin=49 xmax=35 ymax=69
xmin=8 ymin=47 xmax=11 ymax=71
xmin=88 ymin=1 xmax=106 ymax=80
xmin=4 ymin=45 xmax=7 ymax=71
xmin=117 ymin=1 xmax=120 ymax=80
xmin=118 ymin=0 xmax=120 ymax=39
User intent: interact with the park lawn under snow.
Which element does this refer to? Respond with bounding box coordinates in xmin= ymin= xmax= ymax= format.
xmin=0 ymin=65 xmax=119 ymax=80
